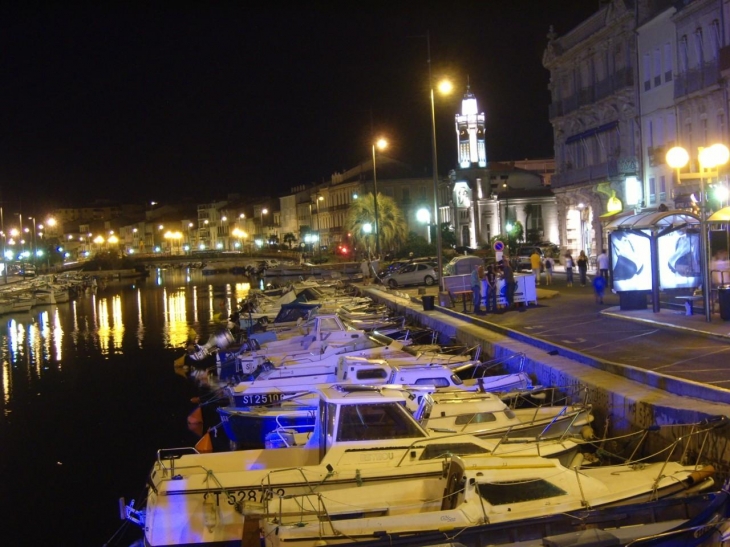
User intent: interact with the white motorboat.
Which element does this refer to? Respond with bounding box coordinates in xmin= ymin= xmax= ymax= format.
xmin=124 ymin=385 xmax=586 ymax=547
xmin=414 ymin=388 xmax=595 ymax=441
xmin=264 ymin=451 xmax=717 ymax=547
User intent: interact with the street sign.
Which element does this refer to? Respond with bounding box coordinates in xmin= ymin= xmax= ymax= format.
xmin=493 ymin=240 xmax=504 ymax=252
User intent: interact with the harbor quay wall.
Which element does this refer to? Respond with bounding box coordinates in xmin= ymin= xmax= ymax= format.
xmin=365 ymin=287 xmax=730 ymax=479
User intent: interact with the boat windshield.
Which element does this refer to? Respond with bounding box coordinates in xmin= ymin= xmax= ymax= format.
xmin=336 ymin=402 xmax=427 ymax=442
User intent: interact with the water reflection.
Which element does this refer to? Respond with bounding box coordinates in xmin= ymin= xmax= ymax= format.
xmin=0 ymin=271 xmax=256 ymax=422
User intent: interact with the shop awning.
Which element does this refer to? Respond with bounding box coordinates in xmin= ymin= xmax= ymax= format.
xmin=708 ymin=206 xmax=730 ymax=222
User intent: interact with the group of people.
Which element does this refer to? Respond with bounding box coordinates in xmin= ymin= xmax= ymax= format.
xmin=470 ymin=260 xmax=516 ymax=315
xmin=563 ymin=248 xmax=610 ymax=303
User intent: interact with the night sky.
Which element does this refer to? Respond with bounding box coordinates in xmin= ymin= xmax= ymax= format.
xmin=1 ymin=2 xmax=598 ymax=212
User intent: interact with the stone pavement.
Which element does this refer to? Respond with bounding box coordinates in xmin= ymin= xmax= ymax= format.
xmin=365 ymin=265 xmax=730 ymax=406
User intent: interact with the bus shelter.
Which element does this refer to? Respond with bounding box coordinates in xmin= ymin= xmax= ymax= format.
xmin=604 ymin=210 xmax=700 ymax=312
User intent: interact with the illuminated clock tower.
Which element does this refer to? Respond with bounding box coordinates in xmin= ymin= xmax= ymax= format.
xmin=455 ymin=85 xmax=487 ymax=168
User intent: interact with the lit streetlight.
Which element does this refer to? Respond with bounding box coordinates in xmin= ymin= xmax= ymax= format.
xmin=427 ymin=32 xmax=453 ymax=290
xmin=371 ymin=138 xmax=387 ymax=257
xmin=416 ymin=207 xmax=431 ymax=243
xmin=315 ymin=196 xmax=324 ymax=261
xmin=666 ymin=143 xmax=730 ymax=322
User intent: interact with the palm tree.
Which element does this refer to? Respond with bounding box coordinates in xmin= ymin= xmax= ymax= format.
xmin=283 ymin=232 xmax=297 ymax=249
xmin=346 ymin=192 xmax=407 ymax=256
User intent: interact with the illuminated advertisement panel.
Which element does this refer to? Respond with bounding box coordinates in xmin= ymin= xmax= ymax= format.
xmin=610 ymin=230 xmax=652 ymax=292
xmin=657 ymin=229 xmax=701 ymax=289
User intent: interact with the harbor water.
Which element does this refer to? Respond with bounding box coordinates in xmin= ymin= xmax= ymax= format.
xmin=0 ymin=269 xmax=265 ymax=546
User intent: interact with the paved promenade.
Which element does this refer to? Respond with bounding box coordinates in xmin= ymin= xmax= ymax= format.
xmin=364 ymin=265 xmax=730 ymax=407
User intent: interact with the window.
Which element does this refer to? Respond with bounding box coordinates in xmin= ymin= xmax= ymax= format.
xmin=664 ymin=43 xmax=673 ymax=82
xmin=643 ymin=53 xmax=651 ymax=91
xmin=694 ymin=28 xmax=704 ymax=67
xmin=477 ymin=479 xmax=567 ymax=505
xmin=653 ymin=49 xmax=662 ymax=87
xmin=649 ymin=177 xmax=656 ymax=205
xmin=659 ymin=176 xmax=666 ymax=203
xmin=355 ymin=369 xmax=388 ymax=381
xmin=711 ymin=20 xmax=721 ymax=59
xmin=680 ymin=36 xmax=689 ymax=73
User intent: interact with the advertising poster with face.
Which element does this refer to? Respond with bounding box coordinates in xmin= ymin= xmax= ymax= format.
xmin=610 ymin=230 xmax=652 ymax=291
xmin=657 ymin=229 xmax=701 ymax=289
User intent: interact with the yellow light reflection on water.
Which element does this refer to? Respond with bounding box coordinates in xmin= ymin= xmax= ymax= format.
xmin=137 ymin=289 xmax=144 ymax=348
xmin=163 ymin=288 xmax=190 ymax=348
xmin=111 ymin=295 xmax=124 ymax=350
xmin=53 ymin=308 xmax=63 ymax=364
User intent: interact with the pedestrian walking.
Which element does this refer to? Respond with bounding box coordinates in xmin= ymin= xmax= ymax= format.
xmin=597 ymin=249 xmax=609 ymax=282
xmin=530 ymin=250 xmax=542 ymax=286
xmin=471 ymin=264 xmax=484 ymax=314
xmin=593 ymin=275 xmax=606 ymax=304
xmin=564 ymin=252 xmax=574 ymax=287
xmin=543 ymin=255 xmax=554 ymax=285
xmin=577 ymin=250 xmax=588 ymax=286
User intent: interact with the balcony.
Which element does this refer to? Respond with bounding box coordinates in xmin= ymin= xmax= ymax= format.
xmin=551 ymin=158 xmax=619 ymax=189
xmin=549 ymin=67 xmax=634 ymax=120
xmin=674 ymin=59 xmax=720 ymax=99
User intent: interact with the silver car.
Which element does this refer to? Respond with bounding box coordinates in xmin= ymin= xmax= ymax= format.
xmin=382 ymin=262 xmax=439 ymax=288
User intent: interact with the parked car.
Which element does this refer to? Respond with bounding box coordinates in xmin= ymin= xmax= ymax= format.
xmin=443 ymin=255 xmax=483 ymax=276
xmin=381 ymin=262 xmax=439 ymax=288
xmin=515 ymin=246 xmax=545 ymax=271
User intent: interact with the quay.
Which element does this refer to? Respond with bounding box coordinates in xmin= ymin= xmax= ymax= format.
xmin=362 ymin=278 xmax=730 ymax=477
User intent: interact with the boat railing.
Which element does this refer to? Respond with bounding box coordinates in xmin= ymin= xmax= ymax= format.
xmin=470 ymin=351 xmax=526 ymax=378
xmin=590 ymin=414 xmax=728 ymax=470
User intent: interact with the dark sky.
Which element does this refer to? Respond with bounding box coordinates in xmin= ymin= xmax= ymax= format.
xmin=0 ymin=2 xmax=599 ymax=212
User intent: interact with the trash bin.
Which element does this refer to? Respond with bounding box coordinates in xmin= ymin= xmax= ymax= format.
xmin=719 ymin=286 xmax=730 ymax=320
xmin=421 ymin=295 xmax=435 ymax=311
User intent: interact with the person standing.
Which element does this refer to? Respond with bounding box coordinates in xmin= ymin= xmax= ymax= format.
xmin=470 ymin=264 xmax=484 ymax=314
xmin=543 ymin=255 xmax=554 ymax=285
xmin=577 ymin=250 xmax=588 ymax=286
xmin=564 ymin=252 xmax=574 ymax=287
xmin=530 ymin=250 xmax=542 ymax=286
xmin=597 ymin=249 xmax=609 ymax=282
xmin=484 ymin=264 xmax=497 ymax=312
xmin=501 ymin=260 xmax=516 ymax=309
xmin=360 ymin=257 xmax=370 ymax=283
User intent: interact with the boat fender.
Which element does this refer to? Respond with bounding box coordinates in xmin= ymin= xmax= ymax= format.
xmin=580 ymin=425 xmax=595 ymax=440
xmin=685 ymin=465 xmax=715 ymax=486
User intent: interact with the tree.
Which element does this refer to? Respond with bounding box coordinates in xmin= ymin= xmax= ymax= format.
xmin=346 ymin=192 xmax=407 ymax=256
xmin=283 ymin=232 xmax=297 ymax=249
xmin=440 ymin=222 xmax=456 ymax=248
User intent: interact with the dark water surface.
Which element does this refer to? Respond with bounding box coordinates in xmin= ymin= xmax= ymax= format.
xmin=0 ymin=270 xmax=262 ymax=546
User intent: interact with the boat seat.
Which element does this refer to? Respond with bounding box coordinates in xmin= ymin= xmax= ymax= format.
xmin=300 ymin=335 xmax=317 ymax=350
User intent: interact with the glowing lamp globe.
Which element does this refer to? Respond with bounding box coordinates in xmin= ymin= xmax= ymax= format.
xmin=666 ymin=147 xmax=690 ymax=170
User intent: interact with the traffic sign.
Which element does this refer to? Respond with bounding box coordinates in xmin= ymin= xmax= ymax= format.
xmin=493 ymin=240 xmax=504 ymax=252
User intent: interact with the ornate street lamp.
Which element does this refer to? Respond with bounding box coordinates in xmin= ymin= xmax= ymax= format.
xmin=666 ymin=143 xmax=730 ymax=322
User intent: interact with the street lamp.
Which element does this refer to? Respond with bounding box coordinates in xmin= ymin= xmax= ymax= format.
xmin=371 ymin=138 xmax=387 ymax=257
xmin=427 ymin=32 xmax=453 ymax=291
xmin=362 ymin=222 xmax=372 ymax=254
xmin=260 ymin=208 xmax=268 ymax=250
xmin=315 ymin=196 xmax=324 ymax=261
xmin=666 ymin=143 xmax=730 ymax=322
xmin=416 ymin=207 xmax=431 ymax=243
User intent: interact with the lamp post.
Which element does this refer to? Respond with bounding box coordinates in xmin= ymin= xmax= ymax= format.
xmin=28 ymin=216 xmax=37 ymax=266
xmin=371 ymin=138 xmax=387 ymax=257
xmin=315 ymin=195 xmax=324 ymax=261
xmin=260 ymin=208 xmax=268 ymax=251
xmin=667 ymin=143 xmax=730 ymax=322
xmin=427 ymin=33 xmax=453 ymax=291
